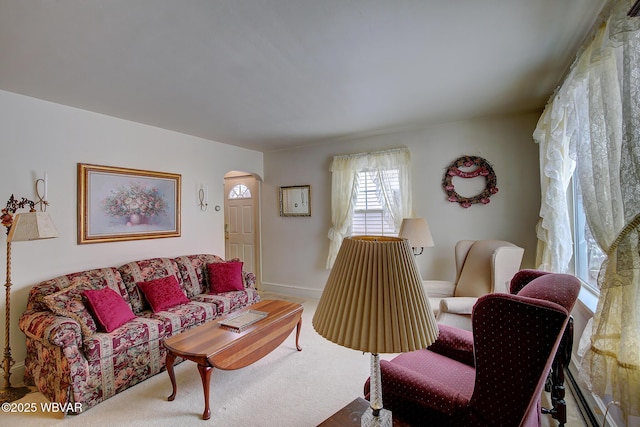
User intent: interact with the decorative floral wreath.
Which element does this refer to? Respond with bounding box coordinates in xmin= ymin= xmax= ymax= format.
xmin=442 ymin=155 xmax=498 ymax=208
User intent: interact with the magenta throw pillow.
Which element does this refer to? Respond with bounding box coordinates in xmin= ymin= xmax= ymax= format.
xmin=84 ymin=287 xmax=136 ymax=332
xmin=137 ymin=275 xmax=190 ymax=312
xmin=207 ymin=262 xmax=244 ymax=293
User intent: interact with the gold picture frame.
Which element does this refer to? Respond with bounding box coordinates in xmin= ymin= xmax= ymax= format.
xmin=279 ymin=185 xmax=311 ymax=217
xmin=78 ymin=163 xmax=181 ymax=244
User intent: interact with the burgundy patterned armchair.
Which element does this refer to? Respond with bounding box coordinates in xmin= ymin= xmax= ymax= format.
xmin=364 ymin=270 xmax=580 ymax=427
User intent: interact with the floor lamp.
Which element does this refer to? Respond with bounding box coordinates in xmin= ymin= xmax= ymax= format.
xmin=1 ymin=195 xmax=58 ymax=403
xmin=312 ymin=236 xmax=439 ymax=426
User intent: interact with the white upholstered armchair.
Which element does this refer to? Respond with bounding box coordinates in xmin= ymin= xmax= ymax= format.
xmin=424 ymin=239 xmax=524 ymax=330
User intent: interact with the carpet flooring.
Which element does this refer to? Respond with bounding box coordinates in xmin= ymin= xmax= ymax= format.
xmin=6 ymin=294 xmax=588 ymax=426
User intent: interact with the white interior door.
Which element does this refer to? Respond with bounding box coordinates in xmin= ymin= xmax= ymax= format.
xmin=224 ymin=175 xmax=260 ymax=287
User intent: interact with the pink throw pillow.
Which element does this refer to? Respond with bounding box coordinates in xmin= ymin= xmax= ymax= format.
xmin=137 ymin=275 xmax=190 ymax=312
xmin=207 ymin=262 xmax=244 ymax=293
xmin=84 ymin=287 xmax=136 ymax=332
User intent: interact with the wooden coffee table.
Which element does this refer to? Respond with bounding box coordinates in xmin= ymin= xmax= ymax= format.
xmin=164 ymin=299 xmax=303 ymax=420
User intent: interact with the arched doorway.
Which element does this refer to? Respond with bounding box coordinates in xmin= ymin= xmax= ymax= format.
xmin=224 ymin=171 xmax=261 ymax=288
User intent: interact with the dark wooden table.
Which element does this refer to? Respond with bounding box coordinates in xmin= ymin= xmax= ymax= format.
xmin=164 ymin=299 xmax=303 ymax=420
xmin=318 ymin=397 xmax=412 ymax=426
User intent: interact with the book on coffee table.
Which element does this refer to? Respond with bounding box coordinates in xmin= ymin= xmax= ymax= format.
xmin=218 ymin=310 xmax=268 ymax=332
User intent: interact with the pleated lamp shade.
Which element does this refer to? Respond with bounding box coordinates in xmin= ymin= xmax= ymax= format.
xmin=312 ymin=236 xmax=438 ymax=354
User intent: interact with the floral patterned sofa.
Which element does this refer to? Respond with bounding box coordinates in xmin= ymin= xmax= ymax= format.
xmin=18 ymin=254 xmax=260 ymax=412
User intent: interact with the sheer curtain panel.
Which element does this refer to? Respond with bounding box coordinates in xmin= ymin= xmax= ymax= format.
xmin=532 ymin=104 xmax=576 ymax=273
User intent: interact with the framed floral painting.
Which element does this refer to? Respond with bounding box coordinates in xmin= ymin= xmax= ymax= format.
xmin=78 ymin=163 xmax=181 ymax=244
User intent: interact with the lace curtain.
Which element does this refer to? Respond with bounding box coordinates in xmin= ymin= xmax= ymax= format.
xmin=532 ymin=104 xmax=577 ymax=273
xmin=534 ymin=0 xmax=640 ymax=418
xmin=326 ymin=148 xmax=412 ymax=268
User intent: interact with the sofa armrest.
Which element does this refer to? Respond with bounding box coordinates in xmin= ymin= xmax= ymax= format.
xmin=243 ymin=271 xmax=257 ymax=289
xmin=428 ymin=324 xmax=475 ymax=367
xmin=19 ymin=310 xmax=83 ymax=348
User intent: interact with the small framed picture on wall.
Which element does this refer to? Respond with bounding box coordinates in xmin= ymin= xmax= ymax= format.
xmin=279 ymin=185 xmax=311 ymax=217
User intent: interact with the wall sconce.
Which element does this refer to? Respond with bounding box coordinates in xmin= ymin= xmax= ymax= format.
xmin=399 ymin=217 xmax=434 ymax=255
xmin=198 ymin=185 xmax=208 ymax=211
xmin=34 ymin=172 xmax=49 ymax=212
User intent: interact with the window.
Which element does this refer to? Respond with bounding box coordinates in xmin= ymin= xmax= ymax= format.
xmin=228 ymin=184 xmax=251 ymax=199
xmin=572 ymin=179 xmax=604 ymax=293
xmin=326 ymin=147 xmax=412 ymax=268
xmin=351 ymin=169 xmax=400 ymax=236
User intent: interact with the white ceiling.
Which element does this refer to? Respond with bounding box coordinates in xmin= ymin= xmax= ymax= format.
xmin=0 ymin=1 xmax=606 ymax=152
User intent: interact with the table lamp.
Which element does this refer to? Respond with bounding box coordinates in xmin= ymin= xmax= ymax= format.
xmin=313 ymin=236 xmax=439 ymax=426
xmin=399 ymin=217 xmax=434 ymax=255
xmin=1 ymin=195 xmax=58 ymax=403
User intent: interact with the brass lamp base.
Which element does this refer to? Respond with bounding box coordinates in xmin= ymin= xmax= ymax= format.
xmin=0 ymin=385 xmax=32 ymax=404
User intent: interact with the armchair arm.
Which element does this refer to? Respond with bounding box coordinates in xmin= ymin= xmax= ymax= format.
xmin=428 ymin=324 xmax=475 ymax=367
xmin=19 ymin=310 xmax=83 ymax=348
xmin=439 ymin=297 xmax=477 ymax=315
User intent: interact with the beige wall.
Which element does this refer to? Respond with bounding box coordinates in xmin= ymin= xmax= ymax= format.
xmin=0 ymin=90 xmax=263 ymax=376
xmin=262 ymin=113 xmax=542 ymax=298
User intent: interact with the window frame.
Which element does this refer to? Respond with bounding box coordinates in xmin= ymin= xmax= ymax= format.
xmin=350 ymin=169 xmax=400 ymax=237
xmin=570 ymin=177 xmax=603 ymax=296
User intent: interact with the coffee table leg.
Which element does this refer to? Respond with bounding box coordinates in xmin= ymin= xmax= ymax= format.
xmin=295 ymin=317 xmax=302 ymax=351
xmin=166 ymin=352 xmax=177 ymax=401
xmin=197 ymin=364 xmax=213 ymax=420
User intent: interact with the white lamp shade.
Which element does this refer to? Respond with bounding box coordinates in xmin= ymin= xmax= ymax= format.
xmin=399 ymin=218 xmax=434 ymax=248
xmin=7 ymin=212 xmax=59 ymax=242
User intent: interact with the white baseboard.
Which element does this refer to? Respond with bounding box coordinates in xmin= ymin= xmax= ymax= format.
xmin=259 ymin=282 xmax=322 ymax=300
